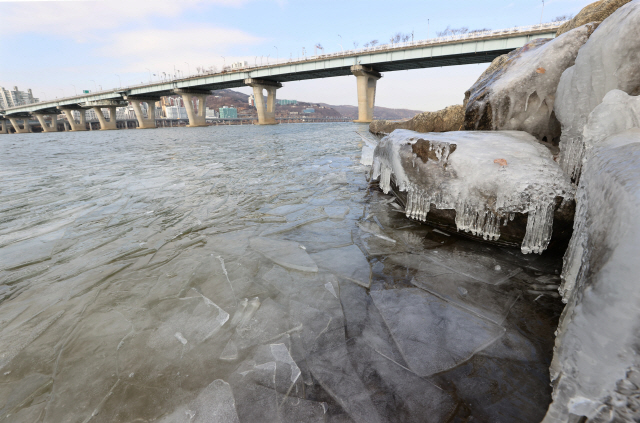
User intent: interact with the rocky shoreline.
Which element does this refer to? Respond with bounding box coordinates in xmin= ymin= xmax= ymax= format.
xmin=366 ymin=0 xmax=640 ymax=421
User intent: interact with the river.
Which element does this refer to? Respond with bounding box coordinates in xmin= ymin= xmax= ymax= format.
xmin=0 ymin=123 xmax=562 ymax=422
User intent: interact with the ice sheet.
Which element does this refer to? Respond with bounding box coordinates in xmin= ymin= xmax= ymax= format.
xmin=371 ymin=288 xmax=505 ymax=376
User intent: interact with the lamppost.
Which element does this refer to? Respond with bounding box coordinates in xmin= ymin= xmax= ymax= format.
xmin=71 ymin=84 xmax=77 ymax=96
xmin=540 ymin=0 xmax=545 ymax=24
xmin=115 ymin=74 xmax=121 ymax=87
xmin=185 ymin=62 xmax=190 ymax=76
xmin=274 ymin=46 xmax=278 ymax=63
xmin=338 ymin=34 xmax=343 ymax=51
xmin=41 ymin=92 xmax=47 ymax=100
xmin=221 ymin=56 xmax=225 ymax=69
xmin=145 ymin=68 xmax=152 ymax=82
xmin=90 ymin=80 xmax=97 ymax=91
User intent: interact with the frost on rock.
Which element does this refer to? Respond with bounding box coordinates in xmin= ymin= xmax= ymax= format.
xmin=464 ymin=24 xmax=597 ymax=144
xmin=556 ymin=1 xmax=640 ymax=180
xmin=544 ymin=129 xmax=640 ymax=423
xmin=371 ymin=129 xmax=573 ymax=254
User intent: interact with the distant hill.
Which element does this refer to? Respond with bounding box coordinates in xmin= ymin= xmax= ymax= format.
xmin=318 ymin=104 xmax=423 ymax=120
xmin=201 ymin=89 xmax=422 ymax=120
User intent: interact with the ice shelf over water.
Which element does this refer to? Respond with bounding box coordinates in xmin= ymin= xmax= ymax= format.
xmin=0 ymin=125 xmax=564 ymax=422
xmin=371 ymin=129 xmax=573 ymax=254
xmin=556 ymin=1 xmax=640 ymax=180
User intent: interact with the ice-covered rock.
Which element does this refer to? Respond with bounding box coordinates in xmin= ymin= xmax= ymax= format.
xmin=369 ymin=105 xmax=464 ymax=136
xmin=371 ymin=129 xmax=573 ymax=254
xmin=464 ymin=24 xmax=598 ymax=145
xmin=555 ymin=0 xmax=631 ymax=36
xmin=579 ymin=90 xmax=640 ymax=171
xmin=543 ymin=129 xmax=640 ymax=422
xmin=556 ymin=1 xmax=640 ymax=180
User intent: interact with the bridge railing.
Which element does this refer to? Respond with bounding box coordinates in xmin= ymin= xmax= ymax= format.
xmin=1 ymin=21 xmax=565 ymax=113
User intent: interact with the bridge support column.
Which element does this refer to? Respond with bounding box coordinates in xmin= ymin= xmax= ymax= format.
xmin=93 ymin=106 xmax=118 ymax=130
xmin=129 ymin=99 xmax=157 ymax=129
xmin=8 ymin=117 xmax=29 ymax=134
xmin=0 ymin=120 xmax=7 ymax=134
xmin=34 ymin=113 xmax=59 ymax=132
xmin=183 ymin=94 xmax=207 ymax=127
xmin=60 ymin=108 xmax=87 ymax=131
xmin=244 ymin=78 xmax=282 ymax=125
xmin=351 ymin=65 xmax=381 ymax=123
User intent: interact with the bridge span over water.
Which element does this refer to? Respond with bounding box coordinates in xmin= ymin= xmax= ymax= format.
xmin=0 ymin=22 xmax=561 ymax=133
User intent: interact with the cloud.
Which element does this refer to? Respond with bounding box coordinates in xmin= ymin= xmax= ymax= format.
xmin=99 ymin=26 xmax=263 ymax=73
xmin=0 ymin=0 xmax=250 ymax=39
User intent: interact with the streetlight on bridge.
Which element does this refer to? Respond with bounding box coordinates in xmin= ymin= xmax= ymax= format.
xmin=90 ymin=80 xmax=97 ymax=92
xmin=274 ymin=46 xmax=278 ymax=63
xmin=71 ymin=84 xmax=77 ymax=96
xmin=115 ymin=74 xmax=121 ymax=87
xmin=338 ymin=34 xmax=343 ymax=51
xmin=185 ymin=62 xmax=190 ymax=76
xmin=145 ymin=68 xmax=152 ymax=82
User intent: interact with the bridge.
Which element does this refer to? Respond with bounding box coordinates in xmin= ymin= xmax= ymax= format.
xmin=0 ymin=22 xmax=562 ymax=134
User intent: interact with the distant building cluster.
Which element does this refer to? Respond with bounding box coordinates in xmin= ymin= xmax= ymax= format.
xmin=219 ymin=106 xmax=237 ymax=119
xmin=0 ymin=86 xmax=39 ymax=109
xmin=277 ymin=99 xmax=297 ymax=105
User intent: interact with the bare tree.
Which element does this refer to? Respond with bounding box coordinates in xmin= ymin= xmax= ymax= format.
xmin=436 ymin=26 xmax=469 ymax=37
xmin=402 ymin=34 xmax=410 ymax=42
xmin=469 ymin=28 xmax=491 ymax=34
xmin=369 ymin=39 xmax=378 ymax=47
xmin=390 ymin=32 xmax=403 ymax=44
xmin=364 ymin=42 xmax=370 ymax=48
xmin=353 ymin=41 xmax=359 ymax=49
xmin=552 ymin=14 xmax=573 ymax=22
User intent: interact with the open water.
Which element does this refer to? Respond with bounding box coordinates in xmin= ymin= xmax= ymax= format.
xmin=0 ymin=124 xmax=562 ymax=422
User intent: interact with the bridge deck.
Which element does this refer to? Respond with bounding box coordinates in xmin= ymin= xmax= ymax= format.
xmin=1 ymin=23 xmax=561 ymax=117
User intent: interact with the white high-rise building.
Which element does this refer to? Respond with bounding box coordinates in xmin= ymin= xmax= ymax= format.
xmin=0 ymin=86 xmax=39 ymax=109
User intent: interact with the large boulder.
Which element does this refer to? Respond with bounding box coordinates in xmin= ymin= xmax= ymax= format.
xmin=464 ymin=24 xmax=598 ymax=146
xmin=543 ymin=127 xmax=640 ymax=423
xmin=369 ymin=105 xmax=464 ymax=136
xmin=556 ymin=0 xmax=632 ymax=36
xmin=556 ymin=1 xmax=640 ymax=180
xmin=371 ymin=129 xmax=574 ymax=254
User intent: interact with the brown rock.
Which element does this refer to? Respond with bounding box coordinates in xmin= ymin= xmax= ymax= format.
xmin=369 ymin=104 xmax=464 ymax=135
xmin=556 ymin=0 xmax=631 ymax=36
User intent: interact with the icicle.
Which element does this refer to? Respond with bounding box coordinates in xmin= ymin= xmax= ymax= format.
xmin=521 ymin=201 xmax=555 ymax=254
xmin=380 ymin=165 xmax=392 ymax=194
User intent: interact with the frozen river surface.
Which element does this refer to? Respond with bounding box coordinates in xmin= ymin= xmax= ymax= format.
xmin=0 ymin=124 xmax=562 ymax=422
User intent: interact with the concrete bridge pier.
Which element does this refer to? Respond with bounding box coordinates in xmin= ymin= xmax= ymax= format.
xmin=351 ymin=65 xmax=381 ymax=123
xmin=93 ymin=106 xmax=118 ymax=130
xmin=0 ymin=120 xmax=8 ymax=134
xmin=125 ymin=95 xmax=160 ymax=129
xmin=59 ymin=107 xmax=87 ymax=131
xmin=130 ymin=100 xmax=156 ymax=129
xmin=8 ymin=117 xmax=30 ymax=134
xmin=245 ymin=78 xmax=282 ymax=125
xmin=173 ymin=89 xmax=209 ymax=127
xmin=34 ymin=113 xmax=59 ymax=132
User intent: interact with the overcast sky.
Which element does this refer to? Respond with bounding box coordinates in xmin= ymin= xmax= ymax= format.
xmin=0 ymin=0 xmax=592 ymax=111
